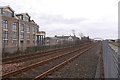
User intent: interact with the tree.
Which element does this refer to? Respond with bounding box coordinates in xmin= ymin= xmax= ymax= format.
xmin=72 ymin=29 xmax=76 ymax=36
xmin=79 ymin=32 xmax=84 ymax=39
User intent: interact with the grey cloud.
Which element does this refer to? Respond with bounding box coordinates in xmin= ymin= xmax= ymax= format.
xmin=34 ymin=14 xmax=88 ymax=25
xmin=36 ymin=14 xmax=117 ymax=39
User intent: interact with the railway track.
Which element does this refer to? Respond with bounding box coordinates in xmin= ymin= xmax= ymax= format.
xmin=2 ymin=45 xmax=81 ymax=74
xmin=2 ymin=43 xmax=92 ymax=74
xmin=2 ymin=43 xmax=95 ymax=79
xmin=3 ymin=46 xmax=74 ymax=64
xmin=34 ymin=47 xmax=92 ymax=80
xmin=3 ymin=43 xmax=90 ymax=64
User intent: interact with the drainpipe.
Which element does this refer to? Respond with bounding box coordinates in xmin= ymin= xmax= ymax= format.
xmin=0 ymin=14 xmax=2 ymax=79
xmin=17 ymin=20 xmax=19 ymax=51
xmin=18 ymin=20 xmax=21 ymax=51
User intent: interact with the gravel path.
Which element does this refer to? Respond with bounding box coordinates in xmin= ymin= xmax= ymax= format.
xmin=47 ymin=43 xmax=101 ymax=78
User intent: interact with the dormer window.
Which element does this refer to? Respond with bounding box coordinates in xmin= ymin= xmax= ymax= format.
xmin=0 ymin=6 xmax=14 ymax=17
xmin=23 ymin=16 xmax=29 ymax=22
xmin=3 ymin=11 xmax=12 ymax=17
xmin=16 ymin=13 xmax=30 ymax=22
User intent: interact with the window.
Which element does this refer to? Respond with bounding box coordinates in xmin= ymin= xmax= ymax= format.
xmin=33 ymin=34 xmax=35 ymax=39
xmin=20 ymin=24 xmax=24 ymax=31
xmin=2 ymin=20 xmax=8 ymax=29
xmin=23 ymin=16 xmax=29 ymax=22
xmin=12 ymin=22 xmax=17 ymax=30
xmin=3 ymin=11 xmax=12 ymax=17
xmin=3 ymin=31 xmax=8 ymax=39
xmin=27 ymin=25 xmax=30 ymax=32
xmin=20 ymin=33 xmax=24 ymax=39
xmin=33 ymin=41 xmax=35 ymax=44
xmin=13 ymin=32 xmax=17 ymax=39
xmin=27 ymin=40 xmax=30 ymax=44
xmin=36 ymin=27 xmax=39 ymax=32
xmin=20 ymin=40 xmax=23 ymax=43
xmin=23 ymin=17 xmax=25 ymax=21
xmin=12 ymin=40 xmax=17 ymax=44
xmin=32 ymin=26 xmax=35 ymax=33
xmin=35 ymin=27 xmax=38 ymax=33
xmin=27 ymin=35 xmax=30 ymax=39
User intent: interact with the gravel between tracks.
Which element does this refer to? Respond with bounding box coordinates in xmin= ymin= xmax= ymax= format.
xmin=47 ymin=43 xmax=101 ymax=78
xmin=11 ymin=47 xmax=83 ymax=78
xmin=2 ymin=47 xmax=78 ymax=74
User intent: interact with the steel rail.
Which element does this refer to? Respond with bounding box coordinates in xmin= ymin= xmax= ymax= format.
xmin=3 ymin=45 xmax=76 ymax=64
xmin=3 ymin=43 xmax=90 ymax=64
xmin=33 ymin=46 xmax=92 ymax=80
xmin=2 ymin=44 xmax=91 ymax=78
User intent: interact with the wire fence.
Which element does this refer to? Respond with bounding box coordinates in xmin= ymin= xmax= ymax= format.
xmin=2 ymin=40 xmax=91 ymax=58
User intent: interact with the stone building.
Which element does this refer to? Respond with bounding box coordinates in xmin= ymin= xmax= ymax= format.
xmin=45 ymin=35 xmax=80 ymax=46
xmin=0 ymin=6 xmax=40 ymax=53
xmin=45 ymin=37 xmax=57 ymax=46
xmin=81 ymin=36 xmax=90 ymax=41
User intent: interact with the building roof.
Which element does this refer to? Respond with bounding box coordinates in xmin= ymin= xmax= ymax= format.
xmin=45 ymin=37 xmax=57 ymax=40
xmin=55 ymin=35 xmax=79 ymax=40
xmin=0 ymin=5 xmax=15 ymax=12
xmin=36 ymin=31 xmax=46 ymax=36
xmin=55 ymin=35 xmax=71 ymax=39
xmin=14 ymin=13 xmax=19 ymax=19
xmin=16 ymin=13 xmax=30 ymax=18
xmin=30 ymin=20 xmax=35 ymax=23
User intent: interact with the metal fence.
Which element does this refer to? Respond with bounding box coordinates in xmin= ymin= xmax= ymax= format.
xmin=2 ymin=40 xmax=91 ymax=58
xmin=102 ymin=40 xmax=119 ymax=78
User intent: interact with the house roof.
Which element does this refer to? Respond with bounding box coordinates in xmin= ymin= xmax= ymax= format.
xmin=36 ymin=31 xmax=46 ymax=36
xmin=45 ymin=36 xmax=80 ymax=41
xmin=0 ymin=5 xmax=15 ymax=12
xmin=14 ymin=14 xmax=19 ymax=19
xmin=54 ymin=35 xmax=80 ymax=41
xmin=45 ymin=37 xmax=57 ymax=40
xmin=55 ymin=36 xmax=71 ymax=39
xmin=16 ymin=13 xmax=30 ymax=18
xmin=30 ymin=20 xmax=35 ymax=23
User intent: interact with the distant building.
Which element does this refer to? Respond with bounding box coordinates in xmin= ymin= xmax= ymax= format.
xmin=45 ymin=35 xmax=80 ymax=45
xmin=45 ymin=37 xmax=57 ymax=46
xmin=81 ymin=36 xmax=90 ymax=41
xmin=0 ymin=6 xmax=42 ymax=53
xmin=115 ymin=39 xmax=120 ymax=43
xmin=94 ymin=37 xmax=103 ymax=41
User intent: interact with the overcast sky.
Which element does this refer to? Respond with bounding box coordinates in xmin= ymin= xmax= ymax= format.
xmin=0 ymin=0 xmax=119 ymax=39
